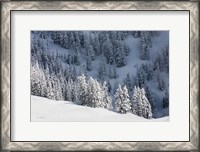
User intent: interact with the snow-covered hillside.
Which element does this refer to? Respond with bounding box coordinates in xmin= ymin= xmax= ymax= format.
xmin=31 ymin=95 xmax=169 ymax=122
xmin=31 ymin=31 xmax=169 ymax=120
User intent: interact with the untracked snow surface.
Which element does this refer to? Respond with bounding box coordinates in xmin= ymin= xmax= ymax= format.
xmin=31 ymin=95 xmax=169 ymax=122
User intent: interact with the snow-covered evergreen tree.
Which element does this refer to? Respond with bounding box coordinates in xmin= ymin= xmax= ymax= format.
xmin=124 ymin=73 xmax=132 ymax=92
xmin=93 ymin=33 xmax=101 ymax=55
xmin=69 ymin=31 xmax=75 ymax=49
xmin=58 ymin=32 xmax=64 ymax=47
xmin=98 ymin=60 xmax=107 ymax=82
xmin=141 ymin=62 xmax=154 ymax=81
xmin=102 ymin=35 xmax=114 ymax=63
xmin=114 ymin=40 xmax=127 ymax=67
xmin=71 ymin=67 xmax=77 ymax=81
xmin=135 ymin=66 xmax=147 ymax=88
xmin=65 ymin=79 xmax=73 ymax=101
xmin=131 ymin=86 xmax=152 ymax=119
xmin=83 ymin=34 xmax=90 ymax=49
xmin=87 ymin=77 xmax=102 ymax=108
xmin=86 ymin=45 xmax=95 ymax=61
xmin=109 ymin=62 xmax=118 ymax=79
xmin=115 ymin=85 xmax=131 ymax=114
xmin=154 ymin=52 xmax=164 ymax=72
xmin=52 ymin=74 xmax=63 ymax=101
xmin=31 ymin=62 xmax=47 ymax=97
xmin=63 ymin=32 xmax=70 ymax=49
xmin=71 ymin=81 xmax=79 ymax=103
xmin=144 ymin=85 xmax=157 ymax=118
xmin=139 ymin=31 xmax=152 ymax=60
xmin=74 ymin=31 xmax=81 ymax=49
xmin=101 ymin=81 xmax=112 ymax=109
xmin=77 ymin=74 xmax=88 ymax=105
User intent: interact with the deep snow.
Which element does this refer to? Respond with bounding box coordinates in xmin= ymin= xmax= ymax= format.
xmin=31 ymin=95 xmax=169 ymax=122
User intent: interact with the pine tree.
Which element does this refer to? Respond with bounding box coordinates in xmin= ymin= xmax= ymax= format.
xmin=74 ymin=31 xmax=81 ymax=49
xmin=72 ymin=67 xmax=77 ymax=81
xmin=53 ymin=74 xmax=63 ymax=101
xmin=86 ymin=45 xmax=95 ymax=61
xmin=102 ymin=35 xmax=114 ymax=63
xmin=139 ymin=31 xmax=151 ymax=60
xmin=124 ymin=73 xmax=132 ymax=92
xmin=63 ymin=32 xmax=70 ymax=49
xmin=73 ymin=47 xmax=80 ymax=65
xmin=144 ymin=85 xmax=157 ymax=118
xmin=101 ymin=81 xmax=112 ymax=109
xmin=135 ymin=66 xmax=147 ymax=88
xmin=113 ymin=81 xmax=119 ymax=94
xmin=131 ymin=86 xmax=139 ymax=115
xmin=109 ymin=62 xmax=118 ymax=79
xmin=98 ymin=60 xmax=107 ymax=82
xmin=47 ymin=80 xmax=55 ymax=100
xmin=66 ymin=50 xmax=73 ymax=65
xmin=31 ymin=62 xmax=47 ymax=97
xmin=115 ymin=85 xmax=131 ymax=114
xmin=83 ymin=34 xmax=90 ymax=49
xmin=131 ymin=86 xmax=153 ymax=119
xmin=58 ymin=32 xmax=65 ymax=47
xmin=141 ymin=62 xmax=154 ymax=81
xmin=77 ymin=74 xmax=88 ymax=105
xmin=154 ymin=52 xmax=165 ymax=72
xmin=78 ymin=31 xmax=85 ymax=48
xmin=114 ymin=40 xmax=127 ymax=67
xmin=69 ymin=32 xmax=75 ymax=49
xmin=87 ymin=77 xmax=102 ymax=108
xmin=93 ymin=33 xmax=101 ymax=55
xmin=71 ymin=82 xmax=79 ymax=103
xmin=65 ymin=79 xmax=73 ymax=101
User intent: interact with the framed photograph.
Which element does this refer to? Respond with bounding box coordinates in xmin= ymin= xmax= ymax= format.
xmin=1 ymin=0 xmax=199 ymax=151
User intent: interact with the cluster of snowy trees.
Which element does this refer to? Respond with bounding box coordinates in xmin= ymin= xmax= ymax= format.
xmin=31 ymin=31 xmax=169 ymax=119
xmin=50 ymin=31 xmax=130 ymax=71
xmin=31 ymin=63 xmax=112 ymax=109
xmin=115 ymin=85 xmax=152 ymax=119
xmin=32 ymin=61 xmax=153 ymax=119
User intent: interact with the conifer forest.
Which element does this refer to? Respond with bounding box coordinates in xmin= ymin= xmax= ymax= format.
xmin=31 ymin=31 xmax=169 ymax=121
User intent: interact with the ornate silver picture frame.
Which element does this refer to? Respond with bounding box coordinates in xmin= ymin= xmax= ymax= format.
xmin=1 ymin=1 xmax=199 ymax=151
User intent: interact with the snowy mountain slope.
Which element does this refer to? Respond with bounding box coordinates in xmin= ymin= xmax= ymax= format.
xmin=31 ymin=95 xmax=169 ymax=122
xmin=31 ymin=31 xmax=169 ymax=119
